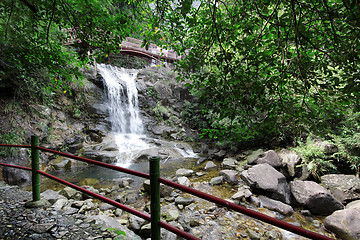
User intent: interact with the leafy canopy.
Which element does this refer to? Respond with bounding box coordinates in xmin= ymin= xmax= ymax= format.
xmin=144 ymin=0 xmax=360 ymax=144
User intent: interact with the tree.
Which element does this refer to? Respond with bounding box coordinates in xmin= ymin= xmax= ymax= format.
xmin=144 ymin=0 xmax=360 ymax=144
xmin=0 ymin=0 xmax=139 ymax=99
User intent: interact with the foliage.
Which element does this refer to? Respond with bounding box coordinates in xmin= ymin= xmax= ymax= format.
xmin=143 ymin=0 xmax=360 ymax=145
xmin=294 ymin=136 xmax=337 ymax=179
xmin=0 ymin=0 xmax=141 ymax=102
xmin=331 ymin=111 xmax=360 ymax=177
xmin=0 ymin=129 xmax=20 ymax=157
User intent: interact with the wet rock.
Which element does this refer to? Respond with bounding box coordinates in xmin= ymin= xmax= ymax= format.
xmin=240 ymin=163 xmax=292 ymax=204
xmin=290 ymin=180 xmax=344 ymax=215
xmin=52 ymin=198 xmax=69 ymax=210
xmin=204 ymin=161 xmax=218 ymax=171
xmin=176 ymin=168 xmax=194 ymax=177
xmin=324 ymin=208 xmax=360 ymax=240
xmin=256 ymin=150 xmax=283 ymax=168
xmin=82 ymin=150 xmax=118 ymax=163
xmin=320 ymin=174 xmax=360 ymax=204
xmin=219 ymin=170 xmax=238 ymax=185
xmin=246 ymin=149 xmax=264 ymax=165
xmin=259 ymin=195 xmax=294 ymax=216
xmin=221 ymin=158 xmax=237 ymax=169
xmin=210 ymin=176 xmax=224 ymax=185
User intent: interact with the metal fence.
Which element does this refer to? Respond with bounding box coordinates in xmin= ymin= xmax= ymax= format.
xmin=0 ymin=136 xmax=334 ymax=240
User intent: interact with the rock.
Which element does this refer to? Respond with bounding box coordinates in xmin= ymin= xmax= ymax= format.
xmin=139 ymin=223 xmax=151 ymax=238
xmin=128 ymin=215 xmax=147 ymax=232
xmin=278 ymin=149 xmax=301 ymax=177
xmin=176 ymin=168 xmax=194 ymax=177
xmin=256 ymin=150 xmax=283 ymax=168
xmin=290 ymin=180 xmax=344 ymax=215
xmin=324 ymin=208 xmax=360 ymax=240
xmin=119 ymin=177 xmax=134 ymax=188
xmin=52 ymin=198 xmax=69 ymax=210
xmin=41 ymin=189 xmax=63 ymax=204
xmin=219 ymin=170 xmax=238 ymax=185
xmin=258 ymin=195 xmax=294 ymax=216
xmin=346 ymin=200 xmax=360 ymax=210
xmin=87 ymin=215 xmax=141 ymax=239
xmin=246 ymin=149 xmax=264 ymax=165
xmin=24 ymin=199 xmax=50 ymax=208
xmin=210 ymin=176 xmax=224 ymax=185
xmin=231 ymin=187 xmax=252 ymax=203
xmin=320 ymin=174 xmax=360 ymax=204
xmin=60 ymin=187 xmax=82 ymax=200
xmin=317 ymin=141 xmax=338 ymax=155
xmin=177 ymin=176 xmax=191 ymax=187
xmin=294 ymin=165 xmax=311 ymax=181
xmin=240 ymin=164 xmax=292 ymax=204
xmin=247 ymin=229 xmax=262 ymax=240
xmin=143 ymin=180 xmax=173 ymax=197
xmin=30 ymin=223 xmax=56 ymax=234
xmin=82 ymin=150 xmax=118 ymax=163
xmin=204 ymin=161 xmax=218 ymax=171
xmin=175 ymin=196 xmax=194 ymax=206
xmin=81 ymin=185 xmax=100 ymax=200
xmin=162 ymin=209 xmax=180 ymax=221
xmin=221 ymin=158 xmax=237 ymax=169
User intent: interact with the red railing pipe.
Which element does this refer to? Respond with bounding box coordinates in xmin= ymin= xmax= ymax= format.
xmin=0 ymin=144 xmax=31 ymax=148
xmin=37 ymin=170 xmax=200 ymax=240
xmin=0 ymin=162 xmax=32 ymax=171
xmin=159 ymin=178 xmax=334 ymax=240
xmin=37 ymin=170 xmax=151 ymax=221
xmin=36 ymin=146 xmax=150 ymax=179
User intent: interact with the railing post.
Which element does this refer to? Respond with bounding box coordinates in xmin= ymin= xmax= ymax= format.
xmin=31 ymin=135 xmax=40 ymax=201
xmin=149 ymin=156 xmax=161 ymax=240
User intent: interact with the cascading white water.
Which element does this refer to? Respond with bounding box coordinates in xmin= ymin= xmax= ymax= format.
xmin=97 ymin=64 xmax=148 ymax=167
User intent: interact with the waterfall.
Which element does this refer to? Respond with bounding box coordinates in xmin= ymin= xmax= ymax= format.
xmin=97 ymin=64 xmax=148 ymax=167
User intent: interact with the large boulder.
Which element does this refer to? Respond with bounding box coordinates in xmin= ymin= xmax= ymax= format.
xmin=255 ymin=150 xmax=283 ymax=168
xmin=219 ymin=170 xmax=238 ymax=185
xmin=240 ymin=163 xmax=292 ymax=204
xmin=324 ymin=208 xmax=360 ymax=240
xmin=290 ymin=180 xmax=344 ymax=215
xmin=320 ymin=174 xmax=360 ymax=204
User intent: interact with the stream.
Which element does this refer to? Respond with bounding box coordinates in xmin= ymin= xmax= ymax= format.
xmin=38 ymin=64 xmax=335 ymax=239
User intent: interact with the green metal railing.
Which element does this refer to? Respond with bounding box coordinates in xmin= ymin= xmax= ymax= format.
xmin=0 ymin=136 xmax=335 ymax=240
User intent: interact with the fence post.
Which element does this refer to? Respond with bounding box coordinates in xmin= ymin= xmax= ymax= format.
xmin=149 ymin=156 xmax=161 ymax=240
xmin=31 ymin=135 xmax=40 ymax=201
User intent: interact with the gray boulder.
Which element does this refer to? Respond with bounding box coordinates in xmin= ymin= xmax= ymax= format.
xmin=256 ymin=150 xmax=283 ymax=168
xmin=259 ymin=195 xmax=294 ymax=216
xmin=291 ymin=180 xmax=344 ymax=215
xmin=204 ymin=161 xmax=218 ymax=171
xmin=41 ymin=189 xmax=63 ymax=204
xmin=177 ymin=176 xmax=191 ymax=187
xmin=321 ymin=174 xmax=360 ymax=204
xmin=210 ymin=176 xmax=224 ymax=186
xmin=240 ymin=163 xmax=292 ymax=204
xmin=346 ymin=200 xmax=360 ymax=210
xmin=324 ymin=208 xmax=360 ymax=240
xmin=219 ymin=170 xmax=238 ymax=185
xmin=221 ymin=158 xmax=237 ymax=169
